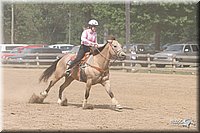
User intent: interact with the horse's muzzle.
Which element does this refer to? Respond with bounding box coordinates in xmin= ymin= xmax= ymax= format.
xmin=118 ymin=51 xmax=126 ymax=60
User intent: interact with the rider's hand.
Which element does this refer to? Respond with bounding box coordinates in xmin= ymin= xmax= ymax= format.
xmin=92 ymin=43 xmax=98 ymax=48
xmin=94 ymin=43 xmax=98 ymax=48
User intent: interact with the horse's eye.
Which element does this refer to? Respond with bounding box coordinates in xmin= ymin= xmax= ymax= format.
xmin=113 ymin=45 xmax=117 ymax=48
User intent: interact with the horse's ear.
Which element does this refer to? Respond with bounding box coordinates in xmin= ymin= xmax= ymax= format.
xmin=107 ymin=40 xmax=113 ymax=43
xmin=107 ymin=35 xmax=116 ymax=41
xmin=110 ymin=36 xmax=116 ymax=40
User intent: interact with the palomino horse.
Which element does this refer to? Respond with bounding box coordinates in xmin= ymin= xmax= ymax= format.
xmin=35 ymin=38 xmax=126 ymax=110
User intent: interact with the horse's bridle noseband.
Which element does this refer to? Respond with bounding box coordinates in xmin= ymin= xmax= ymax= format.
xmin=108 ymin=40 xmax=124 ymax=59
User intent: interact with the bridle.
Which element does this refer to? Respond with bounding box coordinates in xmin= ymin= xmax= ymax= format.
xmin=93 ymin=40 xmax=124 ymax=61
xmin=86 ymin=40 xmax=124 ymax=74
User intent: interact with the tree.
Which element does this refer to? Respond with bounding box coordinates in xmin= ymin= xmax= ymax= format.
xmin=92 ymin=3 xmax=126 ymax=43
xmin=3 ymin=2 xmax=197 ymax=48
xmin=130 ymin=2 xmax=197 ymax=50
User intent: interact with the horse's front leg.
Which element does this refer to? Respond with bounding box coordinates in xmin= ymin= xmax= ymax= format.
xmin=101 ymin=80 xmax=123 ymax=110
xmin=82 ymin=79 xmax=92 ymax=109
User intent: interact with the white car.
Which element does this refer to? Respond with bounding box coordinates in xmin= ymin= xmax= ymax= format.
xmin=68 ymin=45 xmax=80 ymax=54
xmin=0 ymin=44 xmax=28 ymax=53
xmin=48 ymin=44 xmax=74 ymax=53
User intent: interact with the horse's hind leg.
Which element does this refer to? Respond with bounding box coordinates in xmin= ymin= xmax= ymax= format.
xmin=40 ymin=76 xmax=61 ymax=98
xmin=57 ymin=76 xmax=74 ymax=105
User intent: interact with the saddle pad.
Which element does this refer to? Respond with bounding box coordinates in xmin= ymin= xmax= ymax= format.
xmin=67 ymin=52 xmax=90 ymax=64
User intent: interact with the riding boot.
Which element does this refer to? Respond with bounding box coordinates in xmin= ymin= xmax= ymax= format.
xmin=65 ymin=61 xmax=73 ymax=76
xmin=65 ymin=69 xmax=71 ymax=76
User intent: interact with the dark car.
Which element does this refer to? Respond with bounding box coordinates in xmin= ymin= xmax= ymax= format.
xmin=123 ymin=44 xmax=134 ymax=53
xmin=129 ymin=44 xmax=158 ymax=67
xmin=153 ymin=43 xmax=199 ymax=68
xmin=160 ymin=43 xmax=172 ymax=51
xmin=7 ymin=47 xmax=62 ymax=65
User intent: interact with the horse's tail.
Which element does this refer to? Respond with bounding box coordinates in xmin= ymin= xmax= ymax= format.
xmin=39 ymin=58 xmax=62 ymax=83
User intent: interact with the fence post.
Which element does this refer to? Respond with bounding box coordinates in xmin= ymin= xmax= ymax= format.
xmin=147 ymin=53 xmax=151 ymax=73
xmin=36 ymin=53 xmax=39 ymax=67
xmin=172 ymin=54 xmax=176 ymax=74
xmin=122 ymin=62 xmax=125 ymax=71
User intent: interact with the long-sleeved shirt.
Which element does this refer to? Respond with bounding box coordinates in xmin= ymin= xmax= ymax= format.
xmin=81 ymin=29 xmax=97 ymax=46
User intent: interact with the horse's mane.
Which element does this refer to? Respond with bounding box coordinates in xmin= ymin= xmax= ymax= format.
xmin=92 ymin=43 xmax=108 ymax=56
xmin=92 ymin=36 xmax=116 ymax=56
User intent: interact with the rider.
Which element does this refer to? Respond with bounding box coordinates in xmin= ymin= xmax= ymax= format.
xmin=65 ymin=19 xmax=99 ymax=75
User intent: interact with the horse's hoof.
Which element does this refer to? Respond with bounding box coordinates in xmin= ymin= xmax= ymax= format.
xmin=40 ymin=91 xmax=48 ymax=97
xmin=114 ymin=108 xmax=123 ymax=112
xmin=82 ymin=104 xmax=94 ymax=110
xmin=111 ymin=105 xmax=123 ymax=112
xmin=61 ymin=98 xmax=68 ymax=106
xmin=28 ymin=93 xmax=45 ymax=104
xmin=57 ymin=99 xmax=62 ymax=104
xmin=116 ymin=104 xmax=123 ymax=109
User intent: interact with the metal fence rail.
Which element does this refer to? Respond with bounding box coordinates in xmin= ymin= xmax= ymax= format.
xmin=1 ymin=53 xmax=63 ymax=66
xmin=1 ymin=53 xmax=199 ymax=74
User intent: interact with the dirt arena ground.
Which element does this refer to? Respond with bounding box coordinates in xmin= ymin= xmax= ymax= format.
xmin=2 ymin=67 xmax=198 ymax=131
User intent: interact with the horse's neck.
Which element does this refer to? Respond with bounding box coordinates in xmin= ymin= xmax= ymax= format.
xmin=92 ymin=44 xmax=111 ymax=70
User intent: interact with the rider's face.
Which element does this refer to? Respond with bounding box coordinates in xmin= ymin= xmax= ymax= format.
xmin=91 ymin=26 xmax=97 ymax=32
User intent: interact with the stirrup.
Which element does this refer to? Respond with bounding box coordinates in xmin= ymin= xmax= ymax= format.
xmin=65 ymin=69 xmax=71 ymax=76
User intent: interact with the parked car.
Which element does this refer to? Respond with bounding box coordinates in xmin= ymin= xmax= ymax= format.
xmin=122 ymin=44 xmax=134 ymax=53
xmin=1 ymin=45 xmax=43 ymax=64
xmin=12 ymin=45 xmax=45 ymax=53
xmin=67 ymin=44 xmax=105 ymax=55
xmin=68 ymin=45 xmax=80 ymax=54
xmin=129 ymin=44 xmax=158 ymax=67
xmin=7 ymin=47 xmax=62 ymax=65
xmin=160 ymin=43 xmax=173 ymax=51
xmin=153 ymin=43 xmax=199 ymax=68
xmin=0 ymin=44 xmax=28 ymax=53
xmin=48 ymin=44 xmax=74 ymax=53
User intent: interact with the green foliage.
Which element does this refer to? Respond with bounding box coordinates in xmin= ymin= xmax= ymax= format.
xmin=3 ymin=2 xmax=197 ymax=48
xmin=92 ymin=3 xmax=126 ymax=43
xmin=130 ymin=3 xmax=197 ymax=46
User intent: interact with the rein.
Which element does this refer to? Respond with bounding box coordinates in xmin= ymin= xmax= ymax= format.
xmin=86 ymin=41 xmax=120 ymax=74
xmin=93 ymin=45 xmax=118 ymax=68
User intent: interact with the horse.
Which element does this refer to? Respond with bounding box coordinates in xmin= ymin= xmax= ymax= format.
xmin=31 ymin=38 xmax=126 ymax=110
